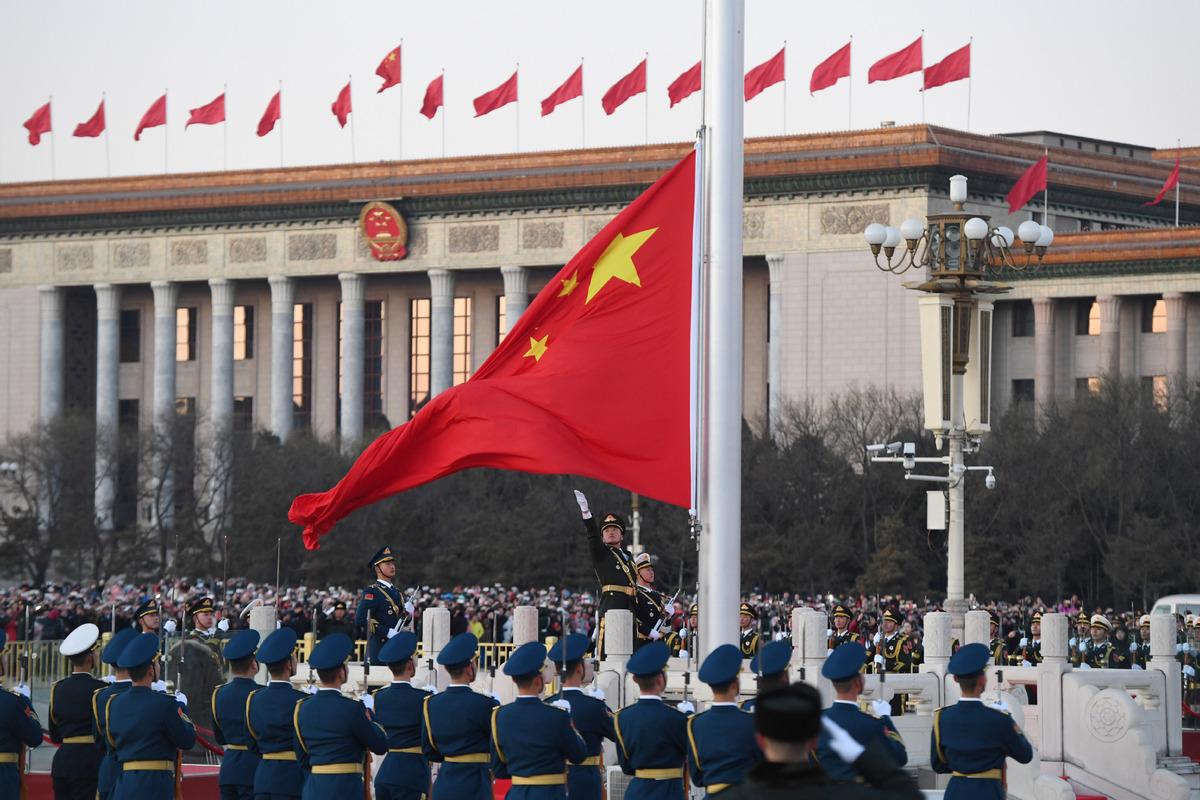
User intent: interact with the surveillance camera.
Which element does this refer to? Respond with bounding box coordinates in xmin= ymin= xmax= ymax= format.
xmin=866 ymin=444 xmax=886 ymax=453
xmin=902 ymin=442 xmax=916 ymax=470
xmin=886 ymin=441 xmax=903 ymax=455
xmin=985 ymin=471 xmax=996 ymax=490
xmin=902 ymin=443 xmax=915 ymax=457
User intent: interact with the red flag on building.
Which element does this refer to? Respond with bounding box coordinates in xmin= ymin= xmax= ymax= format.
xmin=1146 ymin=151 xmax=1181 ymax=206
xmin=923 ymin=43 xmax=970 ymax=91
xmin=668 ymin=61 xmax=701 ymax=107
xmin=332 ymin=82 xmax=352 ymax=127
xmin=541 ymin=65 xmax=582 ymax=117
xmin=810 ymin=43 xmax=850 ymax=95
xmin=421 ymin=75 xmax=444 ymax=119
xmin=474 ymin=71 xmax=518 ymax=117
xmin=23 ymin=102 xmax=51 ymax=145
xmin=376 ymin=45 xmax=402 ymax=93
xmin=289 ymin=151 xmax=699 ymax=549
xmin=73 ymin=100 xmax=105 ymax=138
xmin=135 ymin=94 xmax=166 ymax=141
xmin=257 ymin=91 xmax=281 ymax=137
xmin=602 ymin=59 xmax=647 ymax=115
xmin=186 ymin=93 xmax=225 ymax=128
xmin=745 ymin=47 xmax=785 ymax=101
xmin=1005 ymin=155 xmax=1049 ymax=213
xmin=868 ymin=37 xmax=922 ymax=83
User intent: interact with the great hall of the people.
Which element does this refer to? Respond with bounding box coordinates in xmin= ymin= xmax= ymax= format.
xmin=0 ymin=125 xmax=1196 ymax=528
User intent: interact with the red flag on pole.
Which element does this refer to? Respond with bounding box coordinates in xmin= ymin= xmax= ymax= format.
xmin=474 ymin=71 xmax=518 ymax=117
xmin=186 ymin=93 xmax=225 ymax=128
xmin=602 ymin=60 xmax=647 ymax=115
xmin=420 ymin=75 xmax=444 ymax=119
xmin=745 ymin=47 xmax=785 ymax=101
xmin=1146 ymin=151 xmax=1181 ymax=206
xmin=23 ymin=102 xmax=52 ymax=145
xmin=289 ymin=151 xmax=699 ymax=549
xmin=135 ymin=94 xmax=166 ymax=141
xmin=376 ymin=45 xmax=402 ymax=93
xmin=332 ymin=82 xmax=352 ymax=127
xmin=668 ymin=61 xmax=702 ymax=107
xmin=1005 ymin=155 xmax=1049 ymax=214
xmin=868 ymin=37 xmax=922 ymax=83
xmin=810 ymin=43 xmax=851 ymax=95
xmin=257 ymin=91 xmax=281 ymax=137
xmin=541 ymin=65 xmax=583 ymax=117
xmin=923 ymin=43 xmax=970 ymax=91
xmin=73 ymin=100 xmax=105 ymax=138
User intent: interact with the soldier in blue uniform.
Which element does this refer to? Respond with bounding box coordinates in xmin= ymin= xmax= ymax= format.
xmin=134 ymin=598 xmax=163 ymax=635
xmin=104 ymin=632 xmax=197 ymax=800
xmin=741 ymin=640 xmax=791 ymax=712
xmin=246 ymin=627 xmax=308 ymax=800
xmin=816 ymin=642 xmax=907 ymax=782
xmin=421 ymin=632 xmax=499 ymax=800
xmin=356 ymin=546 xmax=415 ymax=668
xmin=93 ymin=628 xmax=138 ymax=800
xmin=49 ymin=623 xmax=107 ymax=800
xmin=930 ymin=642 xmax=1033 ymax=800
xmin=0 ymin=629 xmax=43 ymax=800
xmin=294 ymin=632 xmax=389 ymax=800
xmin=547 ymin=633 xmax=615 ymax=800
xmin=613 ymin=641 xmax=688 ymax=800
xmin=490 ymin=641 xmax=588 ymax=798
xmin=211 ymin=629 xmax=261 ymax=800
xmin=372 ymin=631 xmax=432 ymax=800
xmin=687 ymin=643 xmax=761 ymax=794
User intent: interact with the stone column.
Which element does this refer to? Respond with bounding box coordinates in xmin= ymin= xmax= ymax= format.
xmin=964 ymin=609 xmax=991 ymax=646
xmin=151 ymin=281 xmax=178 ymax=529
xmin=513 ymin=606 xmax=540 ymax=645
xmin=1097 ymin=294 xmax=1122 ymax=375
xmin=421 ymin=607 xmax=452 ymax=690
xmin=338 ymin=273 xmax=365 ymax=450
xmin=1038 ymin=613 xmax=1070 ymax=761
xmin=94 ymin=284 xmax=122 ymax=532
xmin=766 ymin=254 xmax=784 ymax=438
xmin=500 ymin=266 xmax=529 ymax=332
xmin=268 ymin=276 xmax=295 ymax=441
xmin=1150 ymin=613 xmax=1183 ymax=756
xmin=249 ymin=605 xmax=278 ymax=684
xmin=1165 ymin=292 xmax=1188 ymax=398
xmin=428 ymin=269 xmax=455 ymax=397
xmin=38 ymin=286 xmax=65 ymax=423
xmin=1033 ymin=297 xmax=1056 ymax=409
xmin=209 ymin=279 xmax=235 ymax=527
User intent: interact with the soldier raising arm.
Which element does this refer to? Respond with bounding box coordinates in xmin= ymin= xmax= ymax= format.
xmin=573 ymin=491 xmax=638 ymax=657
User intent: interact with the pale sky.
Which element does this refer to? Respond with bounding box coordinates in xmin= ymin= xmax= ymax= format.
xmin=0 ymin=0 xmax=1195 ymax=184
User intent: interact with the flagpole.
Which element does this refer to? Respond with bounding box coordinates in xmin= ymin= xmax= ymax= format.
xmin=49 ymin=96 xmax=56 ymax=180
xmin=580 ymin=57 xmax=585 ymax=149
xmin=279 ymin=80 xmax=284 ymax=168
xmin=966 ymin=36 xmax=973 ymax=131
xmin=103 ymin=92 xmax=111 ymax=178
xmin=645 ymin=52 xmax=650 ymax=145
xmin=164 ymin=89 xmax=169 ymax=175
xmin=349 ymin=74 xmax=357 ymax=163
xmin=1044 ymin=147 xmax=1049 ymax=225
xmin=399 ymin=38 xmax=404 ymax=160
xmin=1176 ymin=139 xmax=1181 ymax=228
xmin=848 ymin=35 xmax=853 ymax=130
xmin=440 ymin=69 xmax=446 ymax=158
xmin=223 ymin=84 xmax=228 ymax=171
xmin=782 ymin=40 xmax=787 ymax=135
xmin=920 ymin=29 xmax=926 ymax=125
xmin=515 ymin=62 xmax=520 ymax=152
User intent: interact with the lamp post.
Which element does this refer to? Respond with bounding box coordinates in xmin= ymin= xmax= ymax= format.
xmin=862 ymin=174 xmax=1053 ymax=642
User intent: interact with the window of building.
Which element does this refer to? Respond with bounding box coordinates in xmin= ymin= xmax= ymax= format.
xmin=293 ymin=303 xmax=313 ymax=432
xmin=233 ymin=396 xmax=254 ymax=434
xmin=454 ymin=297 xmax=473 ymax=386
xmin=119 ymin=309 xmax=141 ymax=363
xmin=497 ymin=295 xmax=508 ymax=345
xmin=1143 ymin=375 xmax=1167 ymax=412
xmin=1075 ymin=377 xmax=1101 ymax=398
xmin=1141 ymin=298 xmax=1166 ymax=334
xmin=1012 ymin=379 xmax=1035 ymax=405
xmin=115 ymin=399 xmax=140 ymax=528
xmin=410 ymin=298 xmax=430 ymax=418
xmin=1011 ymin=301 xmax=1035 ymax=337
xmin=1076 ymin=299 xmax=1099 ymax=336
xmin=176 ymin=308 xmax=197 ymax=362
xmin=337 ymin=300 xmax=386 ymax=430
xmin=234 ymin=305 xmax=254 ymax=360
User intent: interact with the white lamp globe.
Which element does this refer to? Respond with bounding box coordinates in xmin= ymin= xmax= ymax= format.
xmin=864 ymin=223 xmax=887 ymax=246
xmin=991 ymin=226 xmax=1015 ymax=248
xmin=900 ymin=219 xmax=925 ymax=241
xmin=1036 ymin=225 xmax=1055 ymax=248
xmin=883 ymin=226 xmax=902 ymax=249
xmin=964 ymin=217 xmax=989 ymax=241
xmin=949 ymin=175 xmax=968 ymax=205
xmin=1017 ymin=220 xmax=1043 ymax=244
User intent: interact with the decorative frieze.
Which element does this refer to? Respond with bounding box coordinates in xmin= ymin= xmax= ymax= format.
xmin=522 ymin=221 xmax=564 ymax=250
xmin=585 ymin=217 xmax=613 ymax=240
xmin=743 ymin=210 xmax=766 ymax=239
xmin=58 ymin=245 xmax=94 ymax=271
xmin=113 ymin=242 xmax=150 ymax=269
xmin=288 ymin=233 xmax=337 ymax=261
xmin=170 ymin=239 xmax=208 ymax=266
xmin=0 ymin=249 xmax=10 ymax=274
xmin=229 ymin=236 xmax=267 ymax=263
xmin=448 ymin=224 xmax=499 ymax=254
xmin=820 ymin=204 xmax=890 ymax=235
xmin=407 ymin=227 xmax=428 ymax=255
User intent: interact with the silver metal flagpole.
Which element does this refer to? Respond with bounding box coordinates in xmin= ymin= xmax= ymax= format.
xmin=104 ymin=92 xmax=111 ymax=177
xmin=1176 ymin=139 xmax=1181 ymax=228
xmin=920 ymin=30 xmax=926 ymax=125
xmin=399 ymin=39 xmax=404 ymax=160
xmin=223 ymin=84 xmax=228 ymax=171
xmin=349 ymin=75 xmax=356 ymax=163
xmin=515 ymin=63 xmax=520 ymax=152
xmin=782 ymin=41 xmax=787 ymax=135
xmin=279 ymin=80 xmax=284 ymax=168
xmin=164 ymin=89 xmax=169 ymax=174
xmin=49 ymin=96 xmax=56 ymax=180
xmin=441 ymin=69 xmax=446 ymax=158
xmin=580 ymin=57 xmax=585 ymax=149
xmin=1044 ymin=148 xmax=1050 ymax=225
xmin=848 ymin=36 xmax=853 ymax=130
xmin=966 ymin=37 xmax=973 ymax=131
xmin=644 ymin=52 xmax=650 ymax=145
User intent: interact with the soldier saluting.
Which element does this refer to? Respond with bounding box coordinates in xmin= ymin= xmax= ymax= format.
xmin=356 ymin=546 xmax=415 ymax=666
xmin=573 ymin=490 xmax=638 ymax=658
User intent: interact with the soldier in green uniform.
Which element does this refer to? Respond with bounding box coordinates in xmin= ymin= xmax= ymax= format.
xmin=828 ymin=604 xmax=860 ymax=654
xmin=739 ymin=604 xmax=761 ymax=659
xmin=1079 ymin=614 xmax=1129 ymax=669
xmin=870 ymin=609 xmax=912 ymax=716
xmin=185 ymin=596 xmax=229 ymax=659
xmin=633 ymin=554 xmax=679 ymax=654
xmin=1132 ymin=615 xmax=1152 ymax=670
xmin=1069 ymin=612 xmax=1090 ymax=666
xmin=987 ymin=611 xmax=1007 ymax=666
xmin=573 ymin=490 xmax=638 ymax=658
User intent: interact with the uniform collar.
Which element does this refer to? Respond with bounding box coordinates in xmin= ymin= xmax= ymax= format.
xmin=269 ymin=680 xmax=292 ymax=687
xmin=563 ymin=687 xmax=583 ymax=693
xmin=318 ymin=688 xmax=340 ymax=694
xmin=638 ymin=695 xmax=663 ymax=702
xmin=958 ymin=697 xmax=983 ymax=703
xmin=391 ymin=680 xmax=412 ymax=686
xmin=833 ymin=699 xmax=859 ymax=706
xmin=377 ymin=579 xmax=395 ymax=589
xmin=710 ymin=702 xmax=738 ymax=707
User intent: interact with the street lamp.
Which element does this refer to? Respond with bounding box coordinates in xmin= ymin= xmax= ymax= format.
xmin=862 ymin=174 xmax=1052 ymax=641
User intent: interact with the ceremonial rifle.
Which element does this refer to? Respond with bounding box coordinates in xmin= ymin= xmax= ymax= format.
xmin=650 ymin=588 xmax=680 ymax=639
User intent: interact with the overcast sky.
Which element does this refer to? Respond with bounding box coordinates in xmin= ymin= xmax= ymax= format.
xmin=0 ymin=0 xmax=1194 ymax=184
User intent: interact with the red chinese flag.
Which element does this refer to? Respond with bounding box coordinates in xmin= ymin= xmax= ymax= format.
xmin=332 ymin=83 xmax=352 ymax=127
xmin=289 ymin=152 xmax=699 ymax=549
xmin=923 ymin=43 xmax=970 ymax=91
xmin=421 ymin=75 xmax=444 ymax=119
xmin=541 ymin=65 xmax=583 ymax=117
xmin=376 ymin=45 xmax=402 ymax=93
xmin=1005 ymin=155 xmax=1049 ymax=214
xmin=73 ymin=100 xmax=105 ymax=138
xmin=810 ymin=43 xmax=850 ymax=95
xmin=745 ymin=47 xmax=785 ymax=101
xmin=186 ymin=93 xmax=225 ymax=128
xmin=1146 ymin=151 xmax=1181 ymax=206
xmin=668 ymin=61 xmax=701 ymax=107
xmin=257 ymin=91 xmax=281 ymax=137
xmin=474 ymin=71 xmax=518 ymax=117
xmin=135 ymin=94 xmax=166 ymax=141
xmin=602 ymin=59 xmax=647 ymax=115
xmin=23 ymin=102 xmax=51 ymax=145
xmin=868 ymin=37 xmax=922 ymax=83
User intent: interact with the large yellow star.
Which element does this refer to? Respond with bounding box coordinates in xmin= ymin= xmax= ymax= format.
xmin=586 ymin=228 xmax=657 ymax=303
xmin=524 ymin=334 xmax=549 ymax=361
xmin=558 ymin=271 xmax=579 ymax=297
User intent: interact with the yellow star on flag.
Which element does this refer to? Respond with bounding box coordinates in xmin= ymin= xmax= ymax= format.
xmin=586 ymin=228 xmax=657 ymax=303
xmin=558 ymin=271 xmax=579 ymax=297
xmin=524 ymin=334 xmax=549 ymax=361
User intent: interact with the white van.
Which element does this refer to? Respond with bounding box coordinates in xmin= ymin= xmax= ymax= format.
xmin=1150 ymin=594 xmax=1200 ymax=618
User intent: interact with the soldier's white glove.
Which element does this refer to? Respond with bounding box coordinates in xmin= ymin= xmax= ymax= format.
xmin=663 ymin=603 xmax=676 ymax=617
xmin=827 ymin=648 xmax=834 ymax=657
xmin=1019 ymin=637 xmax=1028 ymax=648
xmin=1021 ymin=660 xmax=1032 ymax=667
xmin=303 ymin=684 xmax=318 ymax=694
xmin=677 ymin=701 xmax=695 ymax=714
xmin=677 ymin=650 xmax=689 ymax=659
xmin=827 ymin=628 xmax=833 ymax=637
xmin=163 ymin=620 xmax=177 ymax=634
xmin=1132 ymin=664 xmax=1144 ymax=670
xmin=275 ymin=621 xmax=281 ymax=629
xmin=217 ymin=619 xmax=230 ymax=632
xmin=14 ymin=683 xmax=30 ymax=699
xmin=873 ymin=632 xmax=881 ymax=644
xmin=404 ymin=601 xmax=415 ymax=616
xmin=586 ymin=685 xmax=605 ymax=701
xmin=151 ymin=680 xmax=168 ymax=692
xmin=989 ymin=698 xmax=1008 ymax=712
xmin=551 ymin=698 xmax=571 ymax=711
xmin=573 ymin=490 xmax=591 ymax=519
xmin=359 ymin=693 xmax=375 ymax=710
xmin=1070 ymin=637 xmax=1078 ymax=648
xmin=103 ymin=674 xmax=116 ymax=684
xmin=175 ymin=691 xmax=188 ymax=707
xmin=323 ymin=606 xmax=335 ymax=617
xmin=422 ymin=685 xmax=438 ymax=694
xmin=1188 ymin=643 xmax=1194 ymax=653
xmin=679 ymin=629 xmax=688 ymax=640
xmin=488 ymin=692 xmax=502 ymax=703
xmin=649 ymin=630 xmax=661 ymax=641
xmin=870 ymin=700 xmax=891 ymax=717
xmin=1185 ymin=665 xmax=1196 ymax=678
xmin=1079 ymin=663 xmax=1091 ymax=669
xmin=873 ymin=654 xmax=885 ymax=666
xmin=386 ymin=627 xmax=399 ymax=639
xmin=1129 ymin=641 xmax=1138 ymax=653
xmin=822 ymin=717 xmax=865 ymax=763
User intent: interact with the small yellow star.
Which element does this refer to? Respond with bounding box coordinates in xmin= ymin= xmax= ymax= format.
xmin=587 ymin=228 xmax=657 ymax=303
xmin=524 ymin=334 xmax=549 ymax=361
xmin=558 ymin=271 xmax=579 ymax=297
xmin=388 ymin=54 xmax=397 ymax=62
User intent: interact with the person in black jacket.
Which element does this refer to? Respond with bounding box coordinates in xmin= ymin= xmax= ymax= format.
xmin=572 ymin=490 xmax=637 ymax=658
xmin=49 ymin=623 xmax=107 ymax=800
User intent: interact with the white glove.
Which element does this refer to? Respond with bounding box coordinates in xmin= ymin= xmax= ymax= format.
xmin=677 ymin=701 xmax=695 ymax=714
xmin=422 ymin=685 xmax=438 ymax=694
xmin=873 ymin=632 xmax=881 ymax=644
xmin=488 ymin=692 xmax=502 ymax=703
xmin=359 ymin=693 xmax=375 ymax=710
xmin=822 ymin=717 xmax=865 ymax=763
xmin=175 ymin=691 xmax=188 ymax=707
xmin=1019 ymin=637 xmax=1028 ymax=648
xmin=1178 ymin=643 xmax=1185 ymax=654
xmin=276 ymin=621 xmax=281 ymax=629
xmin=14 ymin=683 xmax=30 ymax=699
xmin=217 ymin=619 xmax=230 ymax=632
xmin=163 ymin=620 xmax=176 ymax=634
xmin=551 ymin=698 xmax=571 ymax=711
xmin=573 ymin=490 xmax=591 ymax=518
xmin=586 ymin=685 xmax=605 ymax=701
xmin=1186 ymin=643 xmax=1193 ymax=653
xmin=827 ymin=648 xmax=834 ymax=656
xmin=873 ymin=654 xmax=885 ymax=666
xmin=1185 ymin=665 xmax=1196 ymax=677
xmin=870 ymin=700 xmax=891 ymax=717
xmin=404 ymin=601 xmax=415 ymax=616
xmin=1021 ymin=660 xmax=1032 ymax=667
xmin=1080 ymin=663 xmax=1092 ymax=669
xmin=323 ymin=606 xmax=334 ymax=617
xmin=827 ymin=628 xmax=834 ymax=637
xmin=303 ymin=684 xmax=318 ymax=694
xmin=151 ymin=680 xmax=168 ymax=692
xmin=990 ymin=699 xmax=1008 ymax=712
xmin=1070 ymin=638 xmax=1078 ymax=648
xmin=649 ymin=629 xmax=661 ymax=641
xmin=678 ymin=650 xmax=690 ymax=659
xmin=1132 ymin=664 xmax=1144 ymax=670
xmin=1129 ymin=641 xmax=1138 ymax=653
xmin=103 ymin=674 xmax=116 ymax=684
xmin=663 ymin=603 xmax=675 ymax=617
xmin=386 ymin=627 xmax=399 ymax=639
xmin=679 ymin=629 xmax=688 ymax=640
